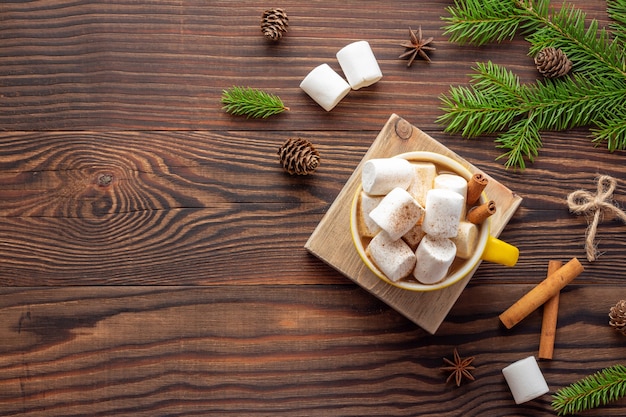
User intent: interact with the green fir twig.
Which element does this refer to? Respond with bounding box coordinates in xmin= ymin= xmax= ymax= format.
xmin=552 ymin=364 xmax=626 ymax=415
xmin=439 ymin=0 xmax=626 ymax=169
xmin=221 ymin=86 xmax=289 ymax=119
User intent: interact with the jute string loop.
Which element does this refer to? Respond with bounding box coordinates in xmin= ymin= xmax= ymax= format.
xmin=567 ymin=175 xmax=626 ymax=262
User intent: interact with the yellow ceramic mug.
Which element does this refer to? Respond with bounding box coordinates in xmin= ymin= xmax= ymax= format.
xmin=350 ymin=151 xmax=518 ymax=291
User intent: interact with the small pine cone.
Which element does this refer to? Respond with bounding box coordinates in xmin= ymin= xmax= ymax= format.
xmin=278 ymin=138 xmax=320 ymax=175
xmin=534 ymin=47 xmax=572 ymax=78
xmin=261 ymin=8 xmax=289 ymax=41
xmin=609 ymin=299 xmax=626 ymax=335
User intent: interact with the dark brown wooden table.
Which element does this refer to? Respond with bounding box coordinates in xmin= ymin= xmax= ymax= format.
xmin=1 ymin=1 xmax=625 ymax=415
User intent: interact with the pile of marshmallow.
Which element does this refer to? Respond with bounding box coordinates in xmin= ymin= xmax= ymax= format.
xmin=358 ymin=157 xmax=483 ymax=285
xmin=300 ymin=41 xmax=382 ymax=111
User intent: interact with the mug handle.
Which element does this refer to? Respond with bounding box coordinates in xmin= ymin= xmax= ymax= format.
xmin=481 ymin=235 xmax=519 ymax=267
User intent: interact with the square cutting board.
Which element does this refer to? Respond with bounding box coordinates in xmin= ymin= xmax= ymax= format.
xmin=305 ymin=114 xmax=522 ymax=334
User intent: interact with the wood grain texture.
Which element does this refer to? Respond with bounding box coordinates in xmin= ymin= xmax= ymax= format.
xmin=1 ymin=127 xmax=625 ymax=286
xmin=1 ymin=285 xmax=626 ymax=416
xmin=0 ymin=0 xmax=553 ymax=131
xmin=0 ymin=130 xmax=361 ymax=285
xmin=2 ymin=0 xmax=626 ymax=415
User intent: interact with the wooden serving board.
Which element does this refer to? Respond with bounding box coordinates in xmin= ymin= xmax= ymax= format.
xmin=305 ymin=114 xmax=522 ymax=334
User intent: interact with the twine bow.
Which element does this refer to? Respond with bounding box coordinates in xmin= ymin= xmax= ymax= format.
xmin=567 ymin=175 xmax=626 ymax=262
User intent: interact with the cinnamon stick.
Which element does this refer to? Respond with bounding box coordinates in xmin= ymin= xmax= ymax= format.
xmin=467 ymin=200 xmax=496 ymax=224
xmin=499 ymin=258 xmax=584 ymax=329
xmin=538 ymin=260 xmax=563 ymax=360
xmin=467 ymin=173 xmax=488 ymax=205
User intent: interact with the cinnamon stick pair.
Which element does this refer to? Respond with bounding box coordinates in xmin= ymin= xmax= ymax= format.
xmin=466 ymin=173 xmax=495 ymax=225
xmin=499 ymin=258 xmax=584 ymax=359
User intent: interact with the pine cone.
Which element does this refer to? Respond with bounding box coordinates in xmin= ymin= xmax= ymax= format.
xmin=609 ymin=299 xmax=626 ymax=335
xmin=534 ymin=47 xmax=572 ymax=78
xmin=261 ymin=8 xmax=289 ymax=41
xmin=278 ymin=138 xmax=320 ymax=175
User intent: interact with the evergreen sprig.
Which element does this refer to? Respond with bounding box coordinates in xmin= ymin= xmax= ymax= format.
xmin=439 ymin=0 xmax=626 ymax=169
xmin=552 ymin=364 xmax=626 ymax=415
xmin=221 ymin=86 xmax=289 ymax=118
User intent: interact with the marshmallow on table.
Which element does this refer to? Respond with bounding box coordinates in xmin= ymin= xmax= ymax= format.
xmin=451 ymin=221 xmax=479 ymax=259
xmin=336 ymin=40 xmax=383 ymax=90
xmin=407 ymin=162 xmax=437 ymax=207
xmin=502 ymin=356 xmax=550 ymax=404
xmin=300 ymin=63 xmax=351 ymax=111
xmin=369 ymin=187 xmax=424 ymax=241
xmin=413 ymin=235 xmax=456 ymax=284
xmin=358 ymin=192 xmax=383 ymax=237
xmin=367 ymin=232 xmax=416 ymax=282
xmin=422 ymin=188 xmax=464 ymax=238
xmin=362 ymin=158 xmax=414 ymax=195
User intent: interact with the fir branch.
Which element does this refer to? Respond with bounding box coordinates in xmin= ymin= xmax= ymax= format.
xmin=552 ymin=364 xmax=626 ymax=416
xmin=438 ymin=61 xmax=527 ymax=137
xmin=440 ymin=65 xmax=626 ymax=169
xmin=525 ymin=74 xmax=626 ymax=131
xmin=441 ymin=0 xmax=526 ymax=46
xmin=221 ymin=86 xmax=289 ymax=119
xmin=439 ymin=0 xmax=626 ymax=169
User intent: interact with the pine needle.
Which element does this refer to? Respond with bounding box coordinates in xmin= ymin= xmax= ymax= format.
xmin=552 ymin=364 xmax=626 ymax=416
xmin=221 ymin=86 xmax=289 ymax=119
xmin=608 ymin=0 xmax=626 ymax=43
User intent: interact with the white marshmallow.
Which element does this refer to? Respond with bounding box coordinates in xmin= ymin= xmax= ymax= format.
xmin=358 ymin=192 xmax=382 ymax=237
xmin=407 ymin=162 xmax=437 ymax=207
xmin=336 ymin=40 xmax=383 ymax=90
xmin=434 ymin=173 xmax=468 ymax=200
xmin=367 ymin=232 xmax=416 ymax=282
xmin=435 ymin=173 xmax=469 ymax=218
xmin=451 ymin=221 xmax=479 ymax=259
xmin=502 ymin=356 xmax=549 ymax=404
xmin=369 ymin=187 xmax=424 ymax=241
xmin=362 ymin=158 xmax=414 ymax=195
xmin=422 ymin=188 xmax=464 ymax=238
xmin=413 ymin=236 xmax=456 ymax=284
xmin=300 ymin=63 xmax=351 ymax=111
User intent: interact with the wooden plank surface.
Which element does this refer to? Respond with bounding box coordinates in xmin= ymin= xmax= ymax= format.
xmin=2 ymin=0 xmax=626 ymax=416
xmin=1 ymin=285 xmax=626 ymax=416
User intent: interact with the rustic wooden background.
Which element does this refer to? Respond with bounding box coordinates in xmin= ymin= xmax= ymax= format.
xmin=1 ymin=1 xmax=626 ymax=415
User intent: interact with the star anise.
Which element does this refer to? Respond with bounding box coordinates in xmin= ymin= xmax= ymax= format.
xmin=440 ymin=348 xmax=476 ymax=387
xmin=399 ymin=26 xmax=435 ymax=67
